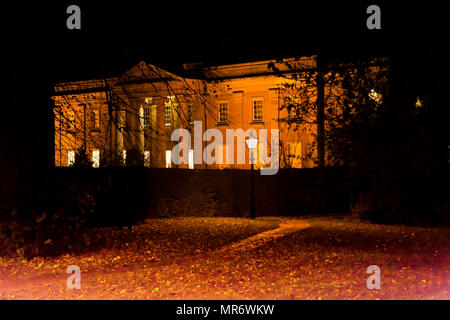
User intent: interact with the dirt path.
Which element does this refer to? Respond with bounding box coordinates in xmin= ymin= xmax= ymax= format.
xmin=213 ymin=219 xmax=310 ymax=254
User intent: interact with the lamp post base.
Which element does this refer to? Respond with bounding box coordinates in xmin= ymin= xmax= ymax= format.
xmin=250 ymin=162 xmax=256 ymax=219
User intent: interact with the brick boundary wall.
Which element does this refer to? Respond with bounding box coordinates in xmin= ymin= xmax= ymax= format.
xmin=6 ymin=167 xmax=448 ymax=227
xmin=40 ymin=167 xmax=353 ymax=226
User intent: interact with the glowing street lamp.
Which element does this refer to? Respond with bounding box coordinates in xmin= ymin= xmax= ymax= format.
xmin=246 ymin=134 xmax=258 ymax=219
xmin=246 ymin=136 xmax=258 ymax=150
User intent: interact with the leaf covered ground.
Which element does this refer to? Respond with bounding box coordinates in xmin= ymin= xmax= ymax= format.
xmin=0 ymin=216 xmax=448 ymax=299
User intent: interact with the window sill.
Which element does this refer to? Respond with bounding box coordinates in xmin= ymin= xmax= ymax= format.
xmin=250 ymin=120 xmax=264 ymax=124
xmin=216 ymin=122 xmax=229 ymax=126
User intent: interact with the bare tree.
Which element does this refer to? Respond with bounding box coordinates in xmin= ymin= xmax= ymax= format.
xmin=51 ymin=61 xmax=224 ymax=168
xmin=269 ymin=55 xmax=389 ymax=168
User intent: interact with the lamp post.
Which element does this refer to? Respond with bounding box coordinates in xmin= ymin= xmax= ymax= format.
xmin=246 ymin=135 xmax=258 ymax=219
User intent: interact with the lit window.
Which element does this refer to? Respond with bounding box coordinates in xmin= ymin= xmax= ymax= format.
xmin=142 ymin=98 xmax=153 ymax=129
xmin=144 ymin=150 xmax=151 ymax=168
xmin=67 ymin=110 xmax=75 ymax=132
xmin=188 ymin=149 xmax=194 ymax=169
xmin=67 ymin=150 xmax=75 ymax=166
xmin=219 ymin=102 xmax=228 ymax=123
xmin=187 ymin=104 xmax=194 ymax=124
xmin=143 ymin=107 xmax=151 ymax=127
xmin=368 ymin=89 xmax=382 ymax=104
xmin=122 ymin=150 xmax=127 ymax=166
xmin=415 ymin=97 xmax=423 ymax=109
xmin=165 ymin=150 xmax=172 ymax=168
xmin=165 ymin=96 xmax=177 ymax=126
xmin=252 ymin=99 xmax=263 ymax=121
xmin=92 ymin=150 xmax=100 ymax=168
xmin=91 ymin=109 xmax=100 ymax=131
xmin=165 ymin=104 xmax=172 ymax=126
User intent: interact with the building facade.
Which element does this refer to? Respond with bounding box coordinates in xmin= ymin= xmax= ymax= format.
xmin=51 ymin=56 xmax=322 ymax=170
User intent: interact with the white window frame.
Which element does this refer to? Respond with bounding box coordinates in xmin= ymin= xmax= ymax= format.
xmin=252 ymin=98 xmax=264 ymax=122
xmin=218 ymin=102 xmax=228 ymax=123
xmin=165 ymin=104 xmax=172 ymax=126
xmin=165 ymin=96 xmax=176 ymax=127
xmin=143 ymin=107 xmax=151 ymax=128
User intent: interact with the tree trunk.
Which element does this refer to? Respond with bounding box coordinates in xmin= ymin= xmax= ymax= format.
xmin=316 ymin=54 xmax=325 ymax=169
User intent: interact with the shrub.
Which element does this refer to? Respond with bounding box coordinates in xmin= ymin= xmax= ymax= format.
xmin=125 ymin=148 xmax=144 ymax=167
xmin=0 ymin=181 xmax=95 ymax=258
xmin=354 ymin=171 xmax=449 ymax=226
xmin=73 ymin=147 xmax=93 ymax=168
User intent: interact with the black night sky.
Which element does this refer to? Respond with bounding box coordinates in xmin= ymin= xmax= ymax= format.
xmin=6 ymin=1 xmax=449 ymax=80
